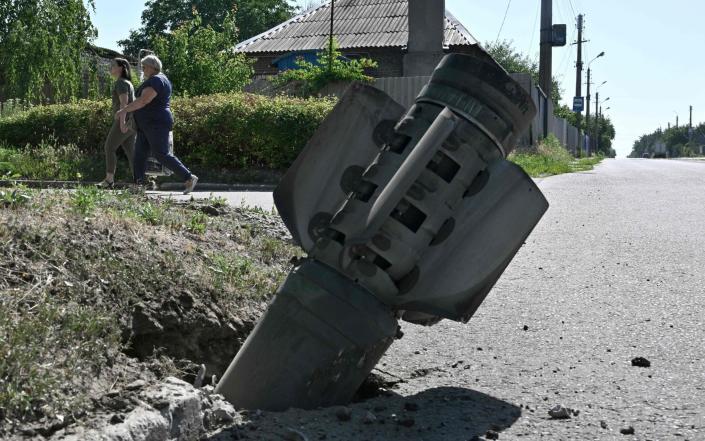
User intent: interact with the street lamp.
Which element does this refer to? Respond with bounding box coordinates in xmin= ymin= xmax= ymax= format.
xmin=586 ymin=52 xmax=605 ymax=155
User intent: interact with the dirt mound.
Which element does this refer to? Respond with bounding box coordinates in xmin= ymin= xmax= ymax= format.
xmin=0 ymin=187 xmax=299 ymax=437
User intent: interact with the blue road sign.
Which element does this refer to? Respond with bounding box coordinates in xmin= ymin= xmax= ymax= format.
xmin=573 ymin=97 xmax=585 ymax=112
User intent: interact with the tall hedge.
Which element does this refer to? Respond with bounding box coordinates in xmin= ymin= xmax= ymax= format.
xmin=0 ymin=93 xmax=336 ymax=170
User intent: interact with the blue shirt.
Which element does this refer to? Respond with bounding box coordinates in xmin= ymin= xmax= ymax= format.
xmin=134 ymin=73 xmax=174 ymax=130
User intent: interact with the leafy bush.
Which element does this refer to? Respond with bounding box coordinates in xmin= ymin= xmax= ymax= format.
xmin=0 ymin=93 xmax=336 ymax=173
xmin=272 ymin=39 xmax=377 ymax=94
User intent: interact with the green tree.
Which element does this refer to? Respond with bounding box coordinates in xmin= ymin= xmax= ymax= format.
xmin=485 ymin=40 xmax=562 ymax=106
xmin=593 ymin=114 xmax=616 ymax=157
xmin=0 ymin=0 xmax=96 ymax=102
xmin=119 ymin=0 xmax=295 ymax=57
xmin=152 ymin=11 xmax=253 ymax=96
xmin=629 ymin=124 xmax=703 ymax=158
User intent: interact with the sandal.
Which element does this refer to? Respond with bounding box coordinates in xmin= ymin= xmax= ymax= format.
xmin=96 ymin=180 xmax=114 ymax=189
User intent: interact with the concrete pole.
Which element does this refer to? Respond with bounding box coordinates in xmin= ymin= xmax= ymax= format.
xmin=539 ymin=0 xmax=553 ymax=98
xmin=328 ymin=0 xmax=334 ymax=72
xmin=586 ymin=68 xmax=591 ymax=155
xmin=594 ymin=92 xmax=599 ymax=150
xmin=539 ymin=0 xmax=553 ymax=141
xmin=596 ymin=105 xmax=601 ymax=153
xmin=574 ymin=14 xmax=584 ymax=156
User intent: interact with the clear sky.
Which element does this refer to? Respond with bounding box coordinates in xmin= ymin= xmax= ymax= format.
xmin=92 ymin=0 xmax=705 ymax=157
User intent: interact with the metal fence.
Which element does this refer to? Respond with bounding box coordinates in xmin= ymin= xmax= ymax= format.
xmin=0 ymin=99 xmax=30 ymax=119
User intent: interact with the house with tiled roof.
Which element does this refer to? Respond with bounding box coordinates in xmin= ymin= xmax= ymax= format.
xmin=235 ymin=0 xmax=481 ymax=78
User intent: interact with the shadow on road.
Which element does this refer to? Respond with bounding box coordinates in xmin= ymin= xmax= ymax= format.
xmin=206 ymin=386 xmax=521 ymax=440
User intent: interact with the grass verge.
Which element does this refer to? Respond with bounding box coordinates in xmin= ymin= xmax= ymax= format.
xmin=510 ymin=134 xmax=603 ymax=177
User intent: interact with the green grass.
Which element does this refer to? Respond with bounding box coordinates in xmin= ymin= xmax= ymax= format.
xmin=0 ymin=140 xmax=102 ymax=182
xmin=0 ymin=185 xmax=32 ymax=208
xmin=70 ymin=186 xmax=106 ymax=215
xmin=186 ymin=211 xmax=208 ymax=234
xmin=510 ymin=134 xmax=604 ymax=177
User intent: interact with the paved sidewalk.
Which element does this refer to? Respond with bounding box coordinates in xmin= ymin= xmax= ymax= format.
xmin=148 ymin=190 xmax=276 ymax=212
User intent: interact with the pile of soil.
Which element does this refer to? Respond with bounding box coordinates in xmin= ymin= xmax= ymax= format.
xmin=0 ymin=188 xmax=298 ymax=438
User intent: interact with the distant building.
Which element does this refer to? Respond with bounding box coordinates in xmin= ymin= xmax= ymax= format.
xmin=234 ymin=0 xmax=480 ymax=78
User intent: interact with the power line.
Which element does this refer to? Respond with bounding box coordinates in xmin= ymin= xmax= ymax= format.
xmin=555 ymin=16 xmax=577 ymax=82
xmin=566 ymin=0 xmax=577 ymax=17
xmin=527 ymin=0 xmax=541 ymax=55
xmin=555 ymin=0 xmax=566 ymax=27
xmin=494 ymin=0 xmax=513 ymax=44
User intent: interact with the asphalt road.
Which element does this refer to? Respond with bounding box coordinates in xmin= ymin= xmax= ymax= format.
xmin=208 ymin=159 xmax=705 ymax=441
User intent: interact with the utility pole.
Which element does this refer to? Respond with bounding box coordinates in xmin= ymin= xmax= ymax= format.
xmin=574 ymin=14 xmax=585 ymax=156
xmin=690 ymin=105 xmax=693 ymax=141
xmin=595 ymin=92 xmax=599 ymax=147
xmin=539 ymin=0 xmax=553 ymax=99
xmin=596 ymin=105 xmax=602 ymax=153
xmin=328 ymin=0 xmax=335 ymax=72
xmin=586 ymin=67 xmax=591 ymax=154
xmin=676 ymin=116 xmax=679 ymax=128
xmin=538 ymin=0 xmax=553 ymax=139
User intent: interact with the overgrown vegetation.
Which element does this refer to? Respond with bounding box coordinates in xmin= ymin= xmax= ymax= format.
xmin=273 ymin=39 xmax=378 ymax=95
xmin=153 ymin=11 xmax=253 ymax=96
xmin=0 ymin=187 xmax=300 ymax=431
xmin=0 ymin=140 xmax=95 ymax=181
xmin=510 ymin=134 xmax=603 ymax=177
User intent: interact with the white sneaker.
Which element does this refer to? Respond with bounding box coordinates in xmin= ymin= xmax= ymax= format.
xmin=184 ymin=175 xmax=198 ymax=195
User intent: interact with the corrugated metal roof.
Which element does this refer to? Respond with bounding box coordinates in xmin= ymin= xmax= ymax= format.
xmin=235 ymin=0 xmax=478 ymax=54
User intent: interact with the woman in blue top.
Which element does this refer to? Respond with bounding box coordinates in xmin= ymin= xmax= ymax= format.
xmin=115 ymin=55 xmax=198 ymax=194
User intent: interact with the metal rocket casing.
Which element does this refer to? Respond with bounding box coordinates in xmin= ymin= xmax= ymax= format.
xmin=275 ymin=53 xmax=549 ymax=324
xmin=216 ymin=53 xmax=549 ymax=412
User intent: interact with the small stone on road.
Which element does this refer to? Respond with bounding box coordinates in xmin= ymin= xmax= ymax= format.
xmin=548 ymin=405 xmax=572 ymax=419
xmin=631 ymin=357 xmax=651 ymax=368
